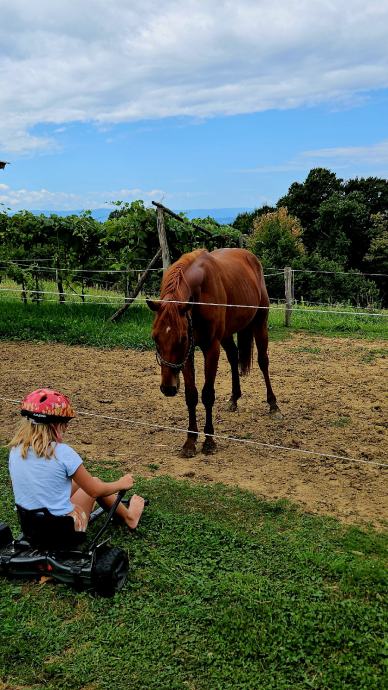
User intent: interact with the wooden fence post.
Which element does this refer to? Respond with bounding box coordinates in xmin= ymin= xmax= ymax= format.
xmin=56 ymin=263 xmax=65 ymax=304
xmin=284 ymin=266 xmax=293 ymax=327
xmin=157 ymin=207 xmax=171 ymax=271
xmin=109 ymin=247 xmax=162 ymax=322
xmin=21 ymin=276 xmax=27 ymax=305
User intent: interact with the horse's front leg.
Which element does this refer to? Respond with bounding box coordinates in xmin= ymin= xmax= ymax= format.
xmin=201 ymin=341 xmax=220 ymax=455
xmin=181 ymin=357 xmax=199 ymax=458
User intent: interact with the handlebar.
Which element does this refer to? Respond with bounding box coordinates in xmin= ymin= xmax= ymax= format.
xmin=88 ymin=489 xmax=127 ymax=550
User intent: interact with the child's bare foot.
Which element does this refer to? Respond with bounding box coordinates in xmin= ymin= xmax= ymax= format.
xmin=125 ymin=495 xmax=145 ymax=530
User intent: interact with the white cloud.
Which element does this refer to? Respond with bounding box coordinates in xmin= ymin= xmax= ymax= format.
xmin=1 ymin=1 xmax=388 ymax=153
xmin=238 ymin=139 xmax=388 ymax=174
xmin=0 ymin=184 xmax=167 ymax=210
xmin=301 ymin=140 xmax=388 ymax=167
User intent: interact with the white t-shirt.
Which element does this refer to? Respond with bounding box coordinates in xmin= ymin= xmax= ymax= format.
xmin=9 ymin=442 xmax=83 ymax=516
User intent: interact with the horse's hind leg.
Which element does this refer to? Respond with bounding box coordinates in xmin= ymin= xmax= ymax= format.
xmin=201 ymin=340 xmax=220 ymax=454
xmin=221 ymin=336 xmax=241 ymax=411
xmin=253 ymin=316 xmax=282 ymax=417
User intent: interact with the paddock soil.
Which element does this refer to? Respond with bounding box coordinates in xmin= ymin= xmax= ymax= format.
xmin=1 ymin=335 xmax=387 ymax=528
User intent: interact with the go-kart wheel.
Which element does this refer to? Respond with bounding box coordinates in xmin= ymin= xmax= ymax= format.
xmin=0 ymin=523 xmax=13 ymax=548
xmin=92 ymin=546 xmax=129 ymax=597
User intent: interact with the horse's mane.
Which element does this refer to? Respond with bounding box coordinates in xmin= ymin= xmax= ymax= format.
xmin=161 ymin=249 xmax=206 ymax=299
xmin=158 ymin=249 xmax=206 ymax=336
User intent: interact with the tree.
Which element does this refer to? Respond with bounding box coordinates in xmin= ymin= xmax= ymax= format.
xmin=248 ymin=207 xmax=305 ymax=268
xmin=277 ymin=168 xmax=343 ymax=251
xmin=364 ymin=213 xmax=388 ymax=304
xmin=365 ymin=232 xmax=388 ymax=273
xmin=343 ymin=177 xmax=388 ymax=216
xmin=314 ymin=192 xmax=370 ymax=268
xmin=233 ymin=205 xmax=275 ymax=235
xmin=102 ymin=201 xmax=160 ymax=295
xmin=292 ymin=254 xmax=380 ymax=307
xmin=0 ymin=210 xmax=104 ymax=303
xmin=246 ymin=208 xmax=305 ymax=302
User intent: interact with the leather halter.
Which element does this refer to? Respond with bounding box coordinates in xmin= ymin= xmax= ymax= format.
xmin=155 ymin=312 xmax=195 ymax=371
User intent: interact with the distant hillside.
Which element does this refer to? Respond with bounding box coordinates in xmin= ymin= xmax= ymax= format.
xmin=14 ymin=207 xmax=252 ymax=225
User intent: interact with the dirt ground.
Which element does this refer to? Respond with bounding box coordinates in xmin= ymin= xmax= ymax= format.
xmin=0 ymin=335 xmax=387 ymax=529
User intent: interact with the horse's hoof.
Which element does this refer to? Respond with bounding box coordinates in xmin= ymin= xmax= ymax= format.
xmin=227 ymin=400 xmax=238 ymax=412
xmin=202 ymin=438 xmax=217 ymax=455
xmin=270 ymin=408 xmax=283 ymax=420
xmin=181 ymin=444 xmax=197 ymax=458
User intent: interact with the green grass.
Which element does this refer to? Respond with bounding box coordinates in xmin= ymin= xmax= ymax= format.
xmin=360 ymin=348 xmax=388 ymax=363
xmin=0 ymin=296 xmax=386 ymax=349
xmin=0 ymin=448 xmax=387 ymax=690
xmin=328 ymin=416 xmax=352 ymax=428
xmin=0 ymin=300 xmax=155 ymax=349
xmin=269 ymin=304 xmax=387 ymax=340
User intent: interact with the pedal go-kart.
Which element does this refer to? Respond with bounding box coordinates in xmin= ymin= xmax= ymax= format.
xmin=0 ymin=490 xmax=134 ymax=597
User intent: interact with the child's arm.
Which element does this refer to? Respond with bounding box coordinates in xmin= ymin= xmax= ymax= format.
xmin=71 ymin=464 xmax=134 ymax=498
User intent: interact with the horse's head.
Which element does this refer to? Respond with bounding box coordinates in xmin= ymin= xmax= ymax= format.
xmin=147 ymin=299 xmax=193 ymax=397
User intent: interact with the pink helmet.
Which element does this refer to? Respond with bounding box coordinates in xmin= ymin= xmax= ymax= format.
xmin=20 ymin=388 xmax=76 ymax=424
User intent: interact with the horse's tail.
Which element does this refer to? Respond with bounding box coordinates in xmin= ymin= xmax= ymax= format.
xmin=237 ymin=325 xmax=254 ymax=375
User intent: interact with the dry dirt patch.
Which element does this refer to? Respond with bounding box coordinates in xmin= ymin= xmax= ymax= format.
xmin=1 ymin=335 xmax=387 ymax=528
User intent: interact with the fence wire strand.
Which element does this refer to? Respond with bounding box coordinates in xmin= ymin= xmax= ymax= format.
xmin=0 ymin=287 xmax=387 ymax=317
xmin=0 ymin=396 xmax=386 ymax=468
xmin=1 ymin=260 xmax=387 ymax=278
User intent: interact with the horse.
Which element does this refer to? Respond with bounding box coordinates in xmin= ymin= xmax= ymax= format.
xmin=146 ymin=248 xmax=280 ymax=457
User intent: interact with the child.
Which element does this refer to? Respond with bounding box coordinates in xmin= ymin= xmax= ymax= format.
xmin=8 ymin=388 xmax=145 ymax=532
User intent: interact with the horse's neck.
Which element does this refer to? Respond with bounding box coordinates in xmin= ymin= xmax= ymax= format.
xmin=162 ymin=264 xmax=199 ymax=303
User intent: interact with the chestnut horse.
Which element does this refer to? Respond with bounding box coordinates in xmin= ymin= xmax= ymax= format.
xmin=147 ymin=248 xmax=280 ymax=457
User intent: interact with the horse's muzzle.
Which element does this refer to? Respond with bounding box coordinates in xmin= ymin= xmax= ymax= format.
xmin=160 ymin=385 xmax=178 ymax=397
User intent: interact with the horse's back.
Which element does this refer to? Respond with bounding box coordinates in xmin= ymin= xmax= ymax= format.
xmin=209 ymin=248 xmax=263 ymax=277
xmin=208 ymin=248 xmax=266 ymax=300
xmin=195 ymin=248 xmax=269 ymax=337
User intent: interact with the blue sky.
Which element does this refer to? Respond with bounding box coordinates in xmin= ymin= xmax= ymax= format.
xmin=0 ymin=1 xmax=387 ymax=212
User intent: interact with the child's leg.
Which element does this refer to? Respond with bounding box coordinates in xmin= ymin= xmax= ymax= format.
xmin=99 ymin=494 xmax=146 ymax=530
xmin=70 ymin=488 xmax=95 ymax=523
xmin=97 ymin=494 xmax=128 ymax=520
xmin=126 ymin=495 xmax=145 ymax=529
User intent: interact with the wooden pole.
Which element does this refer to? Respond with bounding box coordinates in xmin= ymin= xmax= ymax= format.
xmin=152 ymin=200 xmax=214 ymax=238
xmin=56 ymin=262 xmax=65 ymax=304
xmin=109 ymin=247 xmax=162 ymax=322
xmin=33 ymin=273 xmax=40 ymax=305
xmin=156 ymin=207 xmax=171 ymax=271
xmin=284 ymin=266 xmax=293 ymax=327
xmin=21 ymin=276 xmax=27 ymax=305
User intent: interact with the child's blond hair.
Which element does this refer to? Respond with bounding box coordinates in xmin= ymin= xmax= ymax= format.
xmin=8 ymin=419 xmax=68 ymax=459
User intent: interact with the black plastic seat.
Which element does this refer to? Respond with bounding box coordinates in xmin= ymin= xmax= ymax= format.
xmin=16 ymin=505 xmax=86 ymax=551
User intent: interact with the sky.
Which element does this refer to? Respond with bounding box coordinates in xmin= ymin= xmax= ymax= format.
xmin=0 ymin=0 xmax=387 ymax=212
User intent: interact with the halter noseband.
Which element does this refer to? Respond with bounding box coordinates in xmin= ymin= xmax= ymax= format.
xmin=155 ymin=312 xmax=195 ymax=371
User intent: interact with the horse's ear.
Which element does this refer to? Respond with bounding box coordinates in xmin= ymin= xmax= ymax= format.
xmin=146 ymin=298 xmax=160 ymax=312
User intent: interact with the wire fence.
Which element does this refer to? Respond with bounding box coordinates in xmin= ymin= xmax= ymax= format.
xmin=1 ymin=259 xmax=387 ymax=278
xmin=1 ymin=286 xmax=387 ymax=317
xmin=1 ymin=259 xmax=387 ymax=326
xmin=0 ymin=263 xmax=163 ymax=274
xmin=0 ymin=395 xmax=386 ymax=468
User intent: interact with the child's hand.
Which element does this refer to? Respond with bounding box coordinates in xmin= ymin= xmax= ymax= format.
xmin=118 ymin=473 xmax=134 ymax=491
